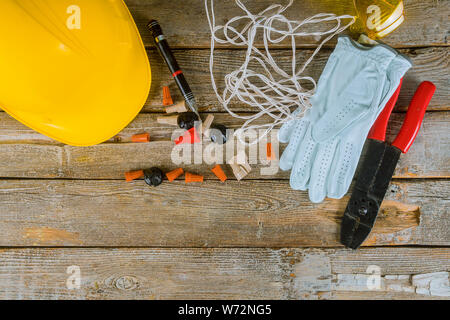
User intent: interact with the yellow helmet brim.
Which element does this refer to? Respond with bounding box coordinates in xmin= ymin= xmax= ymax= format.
xmin=0 ymin=0 xmax=151 ymax=146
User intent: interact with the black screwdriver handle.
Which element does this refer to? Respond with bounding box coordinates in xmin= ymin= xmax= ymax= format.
xmin=148 ymin=20 xmax=198 ymax=115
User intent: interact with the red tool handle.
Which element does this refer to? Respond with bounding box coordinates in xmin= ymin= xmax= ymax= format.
xmin=368 ymin=79 xmax=403 ymax=142
xmin=392 ymin=81 xmax=436 ymax=153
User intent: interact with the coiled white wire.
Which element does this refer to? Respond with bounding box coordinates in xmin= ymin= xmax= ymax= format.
xmin=205 ymin=0 xmax=355 ymax=145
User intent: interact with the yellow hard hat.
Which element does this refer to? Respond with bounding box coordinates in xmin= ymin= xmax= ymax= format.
xmin=0 ymin=0 xmax=151 ymax=146
xmin=352 ymin=0 xmax=404 ymax=39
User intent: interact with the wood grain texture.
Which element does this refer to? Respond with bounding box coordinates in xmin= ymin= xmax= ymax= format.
xmin=0 ymin=179 xmax=447 ymax=247
xmin=0 ymin=248 xmax=448 ymax=300
xmin=0 ymin=0 xmax=447 ymax=301
xmin=1 ymin=47 xmax=446 ymax=114
xmin=126 ymin=0 xmax=449 ymax=48
xmin=0 ymin=112 xmax=447 ymax=179
xmin=144 ymin=47 xmax=449 ymax=112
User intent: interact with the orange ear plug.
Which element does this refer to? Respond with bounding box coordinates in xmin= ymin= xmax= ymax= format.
xmin=165 ymin=168 xmax=184 ymax=182
xmin=163 ymin=86 xmax=174 ymax=106
xmin=211 ymin=165 xmax=227 ymax=182
xmin=185 ymin=172 xmax=204 ymax=183
xmin=131 ymin=133 xmax=150 ymax=143
xmin=266 ymin=143 xmax=275 ymax=160
xmin=125 ymin=170 xmax=144 ymax=182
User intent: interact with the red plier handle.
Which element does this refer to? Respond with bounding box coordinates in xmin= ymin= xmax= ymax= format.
xmin=368 ymin=78 xmax=403 ymax=142
xmin=368 ymin=81 xmax=436 ymax=153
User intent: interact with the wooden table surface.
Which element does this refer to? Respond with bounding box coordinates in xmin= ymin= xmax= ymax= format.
xmin=0 ymin=0 xmax=448 ymax=300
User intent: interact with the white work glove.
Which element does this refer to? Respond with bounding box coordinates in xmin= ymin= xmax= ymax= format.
xmin=279 ymin=36 xmax=411 ymax=203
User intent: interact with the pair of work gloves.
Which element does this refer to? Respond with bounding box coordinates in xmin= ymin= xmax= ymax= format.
xmin=279 ymin=35 xmax=412 ymax=203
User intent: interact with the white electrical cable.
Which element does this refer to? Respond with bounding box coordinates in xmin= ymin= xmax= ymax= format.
xmin=205 ymin=0 xmax=355 ymax=145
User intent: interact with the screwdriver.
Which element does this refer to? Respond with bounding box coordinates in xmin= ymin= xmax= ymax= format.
xmin=148 ymin=20 xmax=199 ymax=117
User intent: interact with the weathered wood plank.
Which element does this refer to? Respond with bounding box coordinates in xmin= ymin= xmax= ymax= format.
xmin=0 ymin=179 xmax=447 ymax=247
xmin=143 ymin=47 xmax=449 ymax=112
xmin=0 ymin=112 xmax=447 ymax=179
xmin=0 ymin=0 xmax=446 ymax=303
xmin=126 ymin=0 xmax=449 ymax=48
xmin=0 ymin=47 xmax=446 ymax=114
xmin=0 ymin=248 xmax=448 ymax=299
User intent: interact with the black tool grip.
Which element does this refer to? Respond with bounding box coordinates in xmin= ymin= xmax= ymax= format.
xmin=148 ymin=20 xmax=197 ymax=114
xmin=148 ymin=20 xmax=180 ymax=74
